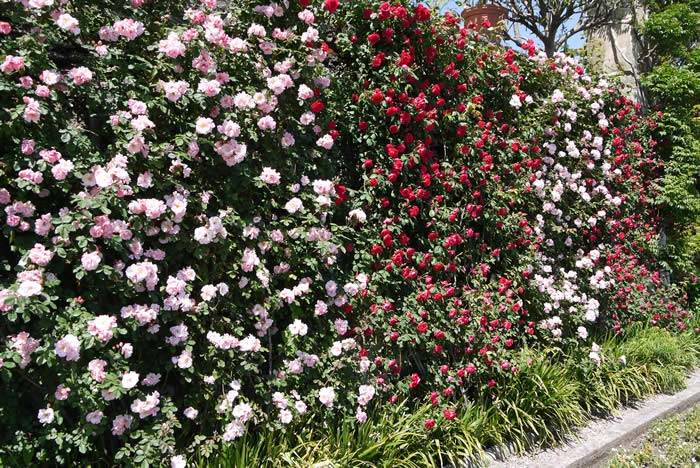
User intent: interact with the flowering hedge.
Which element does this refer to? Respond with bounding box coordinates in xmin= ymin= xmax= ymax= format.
xmin=326 ymin=3 xmax=690 ymax=407
xmin=0 ymin=0 xmax=689 ymax=465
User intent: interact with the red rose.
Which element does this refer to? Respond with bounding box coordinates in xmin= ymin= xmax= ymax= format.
xmin=370 ymin=88 xmax=384 ymax=104
xmin=414 ymin=4 xmax=431 ymax=21
xmin=371 ymin=52 xmax=385 ymax=68
xmin=424 ymin=419 xmax=436 ymax=430
xmin=310 ymin=100 xmax=325 ymax=113
xmin=430 ymin=391 xmax=440 ymax=405
xmin=397 ymin=50 xmax=413 ymax=66
xmin=324 ymin=0 xmax=339 ymax=13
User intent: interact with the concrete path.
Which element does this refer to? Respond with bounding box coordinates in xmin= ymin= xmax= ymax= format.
xmin=487 ymin=370 xmax=700 ymax=468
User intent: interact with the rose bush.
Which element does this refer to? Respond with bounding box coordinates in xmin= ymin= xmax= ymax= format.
xmin=323 ymin=2 xmax=691 ymax=410
xmin=0 ymin=0 xmax=361 ymax=463
xmin=0 ymin=0 xmax=690 ymax=465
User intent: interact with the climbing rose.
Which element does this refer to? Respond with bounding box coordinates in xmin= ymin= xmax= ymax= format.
xmin=324 ymin=0 xmax=339 ymax=13
xmin=55 ymin=334 xmax=81 ymax=361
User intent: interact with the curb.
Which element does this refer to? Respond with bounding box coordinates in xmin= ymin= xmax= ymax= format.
xmin=487 ymin=370 xmax=700 ymax=468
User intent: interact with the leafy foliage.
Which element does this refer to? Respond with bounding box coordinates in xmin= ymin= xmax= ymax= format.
xmin=201 ymin=324 xmax=700 ymax=467
xmin=640 ymin=0 xmax=700 ymax=294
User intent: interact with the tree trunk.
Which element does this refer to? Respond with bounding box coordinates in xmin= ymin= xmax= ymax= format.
xmin=544 ymin=39 xmax=557 ymax=57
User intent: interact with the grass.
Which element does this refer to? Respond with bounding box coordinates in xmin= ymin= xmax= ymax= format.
xmin=577 ymin=325 xmax=700 ymax=416
xmin=196 ymin=324 xmax=700 ymax=467
xmin=608 ymin=404 xmax=700 ymax=467
xmin=199 ymin=403 xmax=482 ymax=468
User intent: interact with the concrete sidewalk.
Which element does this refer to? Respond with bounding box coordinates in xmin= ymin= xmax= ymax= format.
xmin=487 ymin=370 xmax=700 ymax=468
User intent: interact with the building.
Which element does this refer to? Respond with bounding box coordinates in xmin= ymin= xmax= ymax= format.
xmin=585 ymin=4 xmax=648 ymax=103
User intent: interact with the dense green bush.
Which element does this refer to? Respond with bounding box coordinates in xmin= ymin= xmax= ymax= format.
xmin=641 ymin=0 xmax=700 ymax=296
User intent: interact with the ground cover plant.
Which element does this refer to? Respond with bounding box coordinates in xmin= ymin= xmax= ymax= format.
xmin=0 ymin=0 xmax=693 ymax=465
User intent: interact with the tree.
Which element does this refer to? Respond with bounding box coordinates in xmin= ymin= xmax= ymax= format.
xmin=454 ymin=0 xmax=625 ymax=55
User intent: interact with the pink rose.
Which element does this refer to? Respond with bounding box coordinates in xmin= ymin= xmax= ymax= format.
xmin=69 ymin=66 xmax=93 ymax=85
xmin=0 ymin=55 xmax=24 ymax=74
xmin=55 ymin=334 xmax=81 ymax=361
xmin=81 ymin=251 xmax=102 ymax=271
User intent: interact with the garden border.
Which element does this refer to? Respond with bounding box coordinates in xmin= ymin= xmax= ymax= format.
xmin=487 ymin=369 xmax=700 ymax=467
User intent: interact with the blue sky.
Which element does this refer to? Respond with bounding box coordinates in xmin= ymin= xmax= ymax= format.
xmin=439 ymin=0 xmax=586 ymax=51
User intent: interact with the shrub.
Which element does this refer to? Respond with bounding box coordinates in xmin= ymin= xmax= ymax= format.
xmin=327 ymin=0 xmax=690 ymax=417
xmin=0 ymin=0 xmax=355 ymax=463
xmin=0 ymin=0 xmax=691 ymax=465
xmin=640 ymin=0 xmax=700 ymax=301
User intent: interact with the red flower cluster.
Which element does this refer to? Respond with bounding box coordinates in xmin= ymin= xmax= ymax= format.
xmin=325 ymin=2 xmax=689 ymax=426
